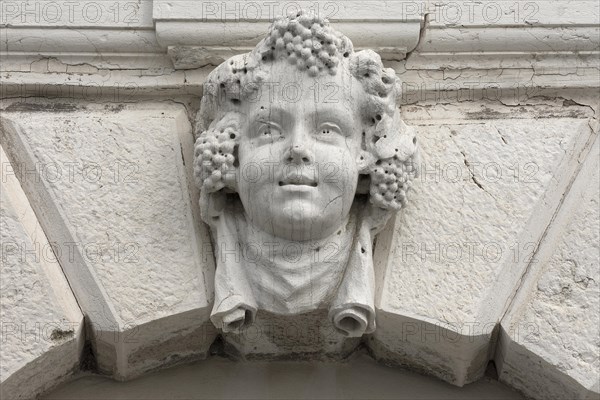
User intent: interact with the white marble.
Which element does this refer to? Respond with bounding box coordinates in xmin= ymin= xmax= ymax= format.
xmin=194 ymin=13 xmax=419 ymax=339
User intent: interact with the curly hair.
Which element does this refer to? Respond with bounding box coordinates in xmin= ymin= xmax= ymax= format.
xmin=194 ymin=10 xmax=419 ymax=211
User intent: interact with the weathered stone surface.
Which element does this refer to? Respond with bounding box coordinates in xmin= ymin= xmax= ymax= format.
xmin=496 ymin=136 xmax=599 ymax=400
xmin=0 ymin=146 xmax=84 ymax=399
xmin=0 ymin=102 xmax=216 ymax=380
xmin=369 ymin=103 xmax=597 ymax=385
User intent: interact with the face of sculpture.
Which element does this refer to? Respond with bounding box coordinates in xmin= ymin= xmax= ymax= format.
xmin=236 ymin=61 xmax=364 ymax=241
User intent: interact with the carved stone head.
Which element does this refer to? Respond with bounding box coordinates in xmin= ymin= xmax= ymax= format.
xmin=194 ymin=11 xmax=419 ymax=337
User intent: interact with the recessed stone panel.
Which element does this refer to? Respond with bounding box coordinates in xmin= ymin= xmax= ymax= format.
xmin=370 ymin=104 xmax=597 ymax=386
xmin=0 ymin=102 xmax=216 ymax=380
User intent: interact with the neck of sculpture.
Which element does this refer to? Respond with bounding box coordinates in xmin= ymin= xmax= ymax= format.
xmin=242 ymin=212 xmax=354 ymax=269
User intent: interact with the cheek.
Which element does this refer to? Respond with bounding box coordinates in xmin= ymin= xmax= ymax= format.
xmin=319 ymin=157 xmax=359 ymax=196
xmin=236 ymin=145 xmax=265 ymax=192
xmin=237 ymin=160 xmax=279 ymax=206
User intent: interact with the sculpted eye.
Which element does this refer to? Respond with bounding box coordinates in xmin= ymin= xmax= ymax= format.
xmin=257 ymin=123 xmax=282 ymax=139
xmin=316 ymin=123 xmax=342 ymax=138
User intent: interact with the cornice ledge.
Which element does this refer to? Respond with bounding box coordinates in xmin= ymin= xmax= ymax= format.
xmin=152 ymin=0 xmax=423 ymax=68
xmin=0 ymin=1 xmax=598 ymax=92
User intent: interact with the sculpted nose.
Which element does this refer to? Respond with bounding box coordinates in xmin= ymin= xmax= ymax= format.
xmin=286 ymin=127 xmax=313 ymax=164
xmin=288 ymin=144 xmax=312 ymax=164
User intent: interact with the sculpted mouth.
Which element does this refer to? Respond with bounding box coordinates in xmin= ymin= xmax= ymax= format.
xmin=279 ymin=178 xmax=318 ymax=187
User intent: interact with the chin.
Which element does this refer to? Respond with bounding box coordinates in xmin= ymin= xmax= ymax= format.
xmin=279 ymin=200 xmax=318 ymax=217
xmin=269 ymin=214 xmax=322 ymax=240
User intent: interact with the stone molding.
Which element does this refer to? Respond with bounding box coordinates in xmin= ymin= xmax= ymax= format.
xmin=1 ymin=1 xmax=598 ymax=93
